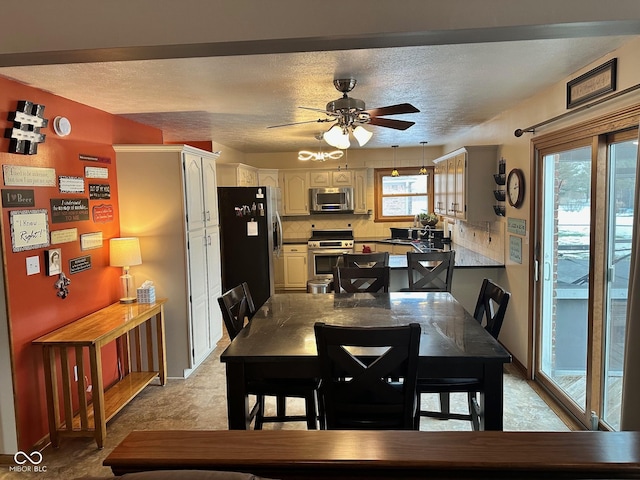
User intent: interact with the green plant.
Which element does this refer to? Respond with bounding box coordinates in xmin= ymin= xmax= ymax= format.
xmin=418 ymin=212 xmax=438 ymax=224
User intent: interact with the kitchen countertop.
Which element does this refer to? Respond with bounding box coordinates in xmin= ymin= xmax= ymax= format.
xmin=283 ymin=236 xmax=503 ymax=268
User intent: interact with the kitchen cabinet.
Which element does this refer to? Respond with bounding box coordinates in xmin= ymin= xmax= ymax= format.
xmin=309 ymin=169 xmax=353 ymax=187
xmin=258 ymin=169 xmax=279 ymax=188
xmin=217 ymin=162 xmax=258 ymax=186
xmin=353 ymin=168 xmax=369 ymax=214
xmin=432 ymin=145 xmax=498 ymax=222
xmin=114 ymin=145 xmax=222 ymax=378
xmin=281 ymin=171 xmax=310 ymax=216
xmin=283 ymin=244 xmax=308 ymax=289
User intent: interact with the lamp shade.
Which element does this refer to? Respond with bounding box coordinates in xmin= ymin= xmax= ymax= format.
xmin=323 ymin=125 xmax=350 ymax=149
xmin=352 ymin=126 xmax=373 ymax=146
xmin=110 ymin=237 xmax=142 ymax=267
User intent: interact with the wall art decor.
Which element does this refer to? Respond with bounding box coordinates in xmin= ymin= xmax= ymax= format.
xmin=10 ymin=209 xmax=50 ymax=252
xmin=79 ymin=154 xmax=111 ymax=164
xmin=92 ymin=204 xmax=114 ymax=223
xmin=2 ymin=189 xmax=35 ymax=208
xmin=50 ymin=198 xmax=90 ymax=223
xmin=84 ymin=166 xmax=108 ymax=179
xmin=50 ymin=228 xmax=78 ymax=245
xmin=88 ymin=183 xmax=110 ymax=200
xmin=80 ymin=231 xmax=103 ymax=250
xmin=58 ymin=176 xmax=85 ymax=194
xmin=567 ymin=58 xmax=617 ymax=109
xmin=4 ymin=100 xmax=48 ymax=154
xmin=69 ymin=255 xmax=92 ymax=274
xmin=44 ymin=248 xmax=62 ymax=276
xmin=3 ymin=165 xmax=56 ymax=187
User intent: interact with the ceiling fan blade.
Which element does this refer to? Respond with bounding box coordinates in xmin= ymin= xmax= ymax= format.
xmin=298 ymin=106 xmax=339 ymax=116
xmin=365 ymin=103 xmax=420 ymax=117
xmin=267 ymin=118 xmax=333 ymax=129
xmin=367 ymin=117 xmax=416 ymax=130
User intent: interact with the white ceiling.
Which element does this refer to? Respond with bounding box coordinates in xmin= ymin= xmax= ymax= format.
xmin=0 ymin=36 xmax=633 ymax=153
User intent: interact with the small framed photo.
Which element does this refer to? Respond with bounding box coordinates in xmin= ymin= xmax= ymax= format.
xmin=45 ymin=248 xmax=62 ymax=276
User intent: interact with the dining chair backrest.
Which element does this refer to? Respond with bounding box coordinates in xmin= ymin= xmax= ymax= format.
xmin=473 ymin=278 xmax=511 ymax=339
xmin=314 ymin=321 xmax=421 ymax=430
xmin=333 ymin=266 xmax=390 ymax=293
xmin=406 ymin=250 xmax=455 ymax=292
xmin=343 ymin=252 xmax=390 ymax=267
xmin=217 ymin=282 xmax=256 ymax=340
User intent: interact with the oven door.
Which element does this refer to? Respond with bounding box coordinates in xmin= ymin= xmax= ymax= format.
xmin=308 ymin=248 xmax=353 ymax=279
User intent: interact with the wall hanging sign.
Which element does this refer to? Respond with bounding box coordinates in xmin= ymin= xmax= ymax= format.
xmin=80 ymin=231 xmax=103 ymax=250
xmin=509 ymin=235 xmax=523 ymax=264
xmin=58 ymin=176 xmax=85 ymax=194
xmin=3 ymin=165 xmax=56 ymax=187
xmin=567 ymin=58 xmax=617 ymax=109
xmin=507 ymin=217 xmax=527 ymax=236
xmin=92 ymin=203 xmax=114 ymax=223
xmin=79 ymin=154 xmax=111 ymax=164
xmin=2 ymin=189 xmax=35 ymax=208
xmin=50 ymin=198 xmax=90 ymax=223
xmin=9 ymin=209 xmax=50 ymax=252
xmin=89 ymin=183 xmax=110 ymax=200
xmin=85 ymin=166 xmax=108 ymax=179
xmin=51 ymin=228 xmax=78 ymax=245
xmin=44 ymin=248 xmax=62 ymax=276
xmin=5 ymin=100 xmax=48 ymax=155
xmin=69 ymin=255 xmax=92 ymax=274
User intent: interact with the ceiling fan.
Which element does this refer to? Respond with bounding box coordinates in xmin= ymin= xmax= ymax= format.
xmin=267 ymin=78 xmax=420 ymax=148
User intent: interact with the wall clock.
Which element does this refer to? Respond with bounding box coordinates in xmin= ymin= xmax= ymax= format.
xmin=507 ymin=168 xmax=525 ymax=208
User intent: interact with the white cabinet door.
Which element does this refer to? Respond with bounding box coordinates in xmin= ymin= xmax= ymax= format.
xmin=353 ymin=169 xmax=368 ymax=214
xmin=282 ymin=171 xmax=309 ymax=215
xmin=206 ymin=226 xmax=223 ymax=343
xmin=184 ymin=152 xmax=205 ymax=231
xmin=331 ymin=170 xmax=352 ymax=186
xmin=187 ymin=228 xmax=211 ymax=367
xmin=433 ymin=162 xmax=447 ymax=215
xmin=202 ymin=156 xmax=219 ymax=227
xmin=258 ymin=169 xmax=279 ymax=188
xmin=453 ymin=153 xmax=466 ymax=219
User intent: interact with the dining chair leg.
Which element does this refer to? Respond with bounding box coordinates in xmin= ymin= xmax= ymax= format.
xmin=304 ymin=394 xmax=318 ymax=430
xmin=276 ymin=395 xmax=287 ymax=418
xmin=468 ymin=392 xmax=481 ymax=431
xmin=439 ymin=392 xmax=451 ymax=418
xmin=254 ymin=394 xmax=265 ymax=430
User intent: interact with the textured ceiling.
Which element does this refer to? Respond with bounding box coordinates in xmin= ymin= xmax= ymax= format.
xmin=0 ymin=36 xmax=633 ymax=153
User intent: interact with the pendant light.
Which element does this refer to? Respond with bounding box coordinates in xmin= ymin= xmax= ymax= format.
xmin=419 ymin=141 xmax=428 ymax=175
xmin=391 ymin=145 xmax=399 ymax=177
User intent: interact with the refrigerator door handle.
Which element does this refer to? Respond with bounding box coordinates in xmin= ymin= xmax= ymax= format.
xmin=275 ymin=210 xmax=283 ymax=258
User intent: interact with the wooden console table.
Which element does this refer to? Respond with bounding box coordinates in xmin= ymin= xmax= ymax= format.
xmin=33 ymin=299 xmax=167 ymax=449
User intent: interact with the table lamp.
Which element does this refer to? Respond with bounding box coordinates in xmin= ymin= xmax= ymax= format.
xmin=109 ymin=237 xmax=142 ymax=303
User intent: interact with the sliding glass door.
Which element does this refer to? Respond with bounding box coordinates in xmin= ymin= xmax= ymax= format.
xmin=534 ymin=127 xmax=638 ymax=430
xmin=602 ymin=133 xmax=638 ymax=430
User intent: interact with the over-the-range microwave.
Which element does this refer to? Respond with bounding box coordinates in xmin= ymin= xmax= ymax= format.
xmin=309 ymin=187 xmax=354 ymax=213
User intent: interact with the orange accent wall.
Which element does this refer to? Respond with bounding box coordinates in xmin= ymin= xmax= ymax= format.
xmin=0 ymin=76 xmax=163 ymax=450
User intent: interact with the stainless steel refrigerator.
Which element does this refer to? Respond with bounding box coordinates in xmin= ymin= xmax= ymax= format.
xmin=217 ymin=186 xmax=283 ymax=309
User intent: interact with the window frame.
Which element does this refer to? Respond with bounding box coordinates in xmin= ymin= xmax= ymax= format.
xmin=374 ymin=167 xmax=434 ymax=222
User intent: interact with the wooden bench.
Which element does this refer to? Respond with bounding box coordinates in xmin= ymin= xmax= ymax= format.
xmin=104 ymin=430 xmax=640 ymax=479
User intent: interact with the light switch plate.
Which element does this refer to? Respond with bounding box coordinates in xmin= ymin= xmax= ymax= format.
xmin=26 ymin=256 xmax=40 ymax=275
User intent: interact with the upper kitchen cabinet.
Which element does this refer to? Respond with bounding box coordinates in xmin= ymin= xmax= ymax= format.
xmin=353 ymin=168 xmax=369 ymax=214
xmin=281 ymin=170 xmax=310 ymax=216
xmin=433 ymin=146 xmax=498 ymax=222
xmin=309 ymin=169 xmax=353 ymax=187
xmin=114 ymin=145 xmax=223 ymax=378
xmin=258 ymin=169 xmax=279 ymax=188
xmin=217 ymin=162 xmax=258 ymax=186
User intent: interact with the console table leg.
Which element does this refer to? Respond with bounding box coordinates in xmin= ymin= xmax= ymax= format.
xmin=89 ymin=345 xmax=106 ymax=449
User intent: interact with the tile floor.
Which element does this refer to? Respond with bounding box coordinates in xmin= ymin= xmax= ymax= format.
xmin=0 ymin=336 xmax=571 ymax=480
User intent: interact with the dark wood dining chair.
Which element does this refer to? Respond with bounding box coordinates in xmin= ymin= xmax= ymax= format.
xmin=314 ymin=321 xmax=421 ymax=430
xmin=218 ymin=283 xmax=321 ymax=430
xmin=333 ymin=266 xmax=390 ymax=293
xmin=406 ymin=250 xmax=455 ymax=292
xmin=343 ymin=252 xmax=390 ymax=267
xmin=416 ymin=278 xmax=510 ymax=430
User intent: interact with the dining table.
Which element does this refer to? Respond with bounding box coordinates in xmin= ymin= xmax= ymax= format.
xmin=220 ymin=292 xmax=512 ymax=430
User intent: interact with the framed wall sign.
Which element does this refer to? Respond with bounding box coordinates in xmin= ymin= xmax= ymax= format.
xmin=10 ymin=209 xmax=50 ymax=252
xmin=566 ymin=58 xmax=617 ymax=109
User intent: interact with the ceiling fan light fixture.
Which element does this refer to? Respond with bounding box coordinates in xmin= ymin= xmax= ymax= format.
xmin=297 ymin=150 xmax=344 ymax=161
xmin=353 ymin=125 xmax=373 ymax=146
xmin=323 ymin=125 xmax=350 ymax=149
